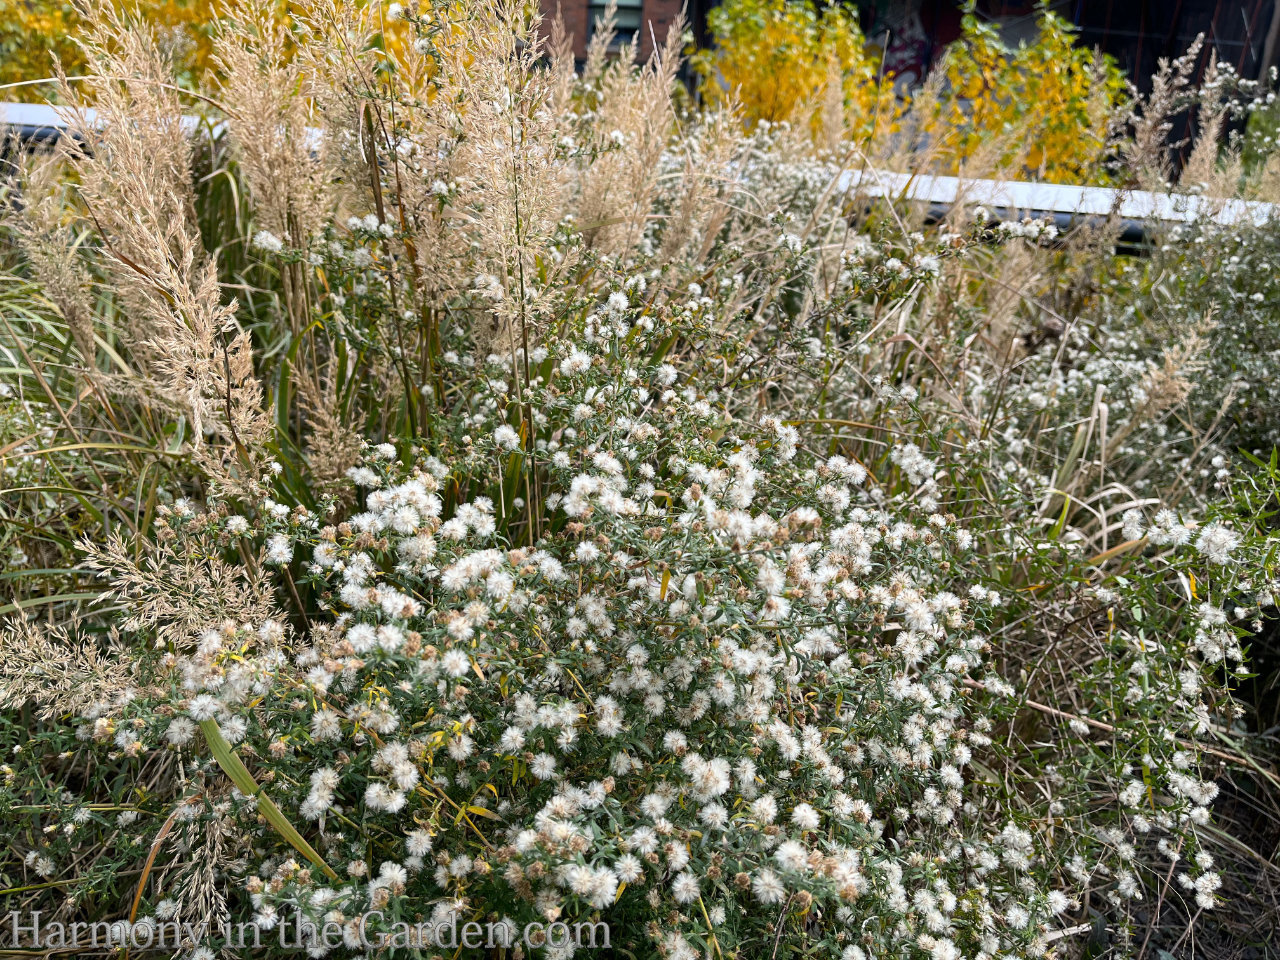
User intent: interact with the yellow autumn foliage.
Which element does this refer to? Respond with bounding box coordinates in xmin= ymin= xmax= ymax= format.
xmin=0 ymin=0 xmax=417 ymax=100
xmin=691 ymin=0 xmax=899 ymax=144
xmin=924 ymin=10 xmax=1128 ymax=182
xmin=696 ymin=0 xmax=1128 ymax=183
xmin=0 ymin=0 xmax=238 ymax=98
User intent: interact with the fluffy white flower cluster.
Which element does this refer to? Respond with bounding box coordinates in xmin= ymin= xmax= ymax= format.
xmin=137 ymin=334 xmax=1097 ymax=960
xmin=59 ymin=277 xmax=1266 ymax=958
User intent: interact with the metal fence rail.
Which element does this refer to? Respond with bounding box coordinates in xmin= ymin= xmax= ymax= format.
xmin=2 ymin=101 xmax=206 ymax=144
xmin=838 ymin=168 xmax=1277 ymax=245
xmin=5 ymin=101 xmax=1276 ymax=243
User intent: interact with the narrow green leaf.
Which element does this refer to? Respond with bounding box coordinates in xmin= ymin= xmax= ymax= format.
xmin=200 ymin=719 xmax=338 ymax=879
xmin=0 ymin=592 xmax=104 ymax=615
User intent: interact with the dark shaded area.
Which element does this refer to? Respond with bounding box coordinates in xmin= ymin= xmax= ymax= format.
xmin=850 ymin=0 xmax=1279 ymax=92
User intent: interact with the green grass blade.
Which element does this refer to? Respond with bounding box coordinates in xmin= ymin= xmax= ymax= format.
xmin=199 ymin=719 xmax=338 ymax=879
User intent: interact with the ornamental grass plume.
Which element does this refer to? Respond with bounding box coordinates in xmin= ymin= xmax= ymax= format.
xmin=0 ymin=616 xmax=130 ymax=721
xmin=54 ymin=5 xmax=274 ymax=497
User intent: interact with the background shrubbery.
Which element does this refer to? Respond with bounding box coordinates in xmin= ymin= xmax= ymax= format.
xmin=1 ymin=1 xmax=1279 ymax=957
xmin=695 ymin=0 xmax=1126 ymax=182
xmin=0 ymin=0 xmax=226 ymax=94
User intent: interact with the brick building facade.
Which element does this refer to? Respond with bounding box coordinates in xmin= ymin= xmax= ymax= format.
xmin=541 ymin=0 xmax=703 ymax=61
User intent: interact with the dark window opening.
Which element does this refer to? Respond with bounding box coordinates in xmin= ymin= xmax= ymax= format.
xmin=588 ymin=0 xmax=645 ymax=48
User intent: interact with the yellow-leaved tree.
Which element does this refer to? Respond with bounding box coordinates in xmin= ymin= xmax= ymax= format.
xmin=0 ymin=0 xmax=240 ymax=98
xmin=695 ymin=0 xmax=1128 ymax=183
xmin=0 ymin=1 xmax=433 ymax=102
xmin=922 ymin=8 xmax=1128 ymax=182
xmin=691 ymin=0 xmax=900 ymax=146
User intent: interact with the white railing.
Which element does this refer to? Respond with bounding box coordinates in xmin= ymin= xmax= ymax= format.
xmin=838 ymin=167 xmax=1276 ymax=231
xmin=6 ymin=101 xmax=1276 ymax=235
